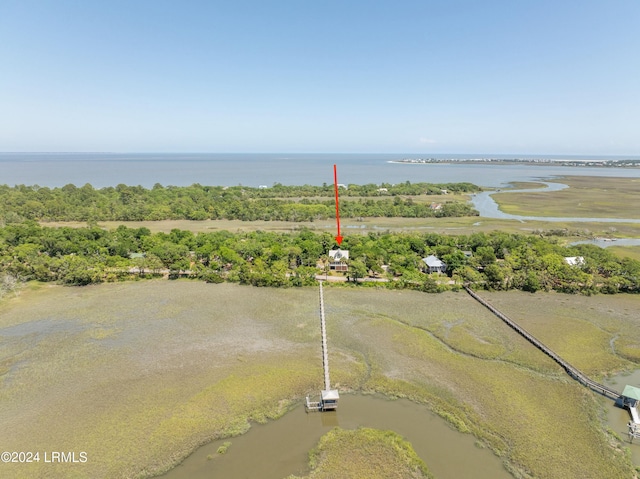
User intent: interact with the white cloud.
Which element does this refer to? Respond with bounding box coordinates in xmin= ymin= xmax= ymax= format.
xmin=419 ymin=137 xmax=437 ymax=144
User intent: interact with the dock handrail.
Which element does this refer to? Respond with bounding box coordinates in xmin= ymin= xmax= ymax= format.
xmin=464 ymin=286 xmax=620 ymax=401
xmin=319 ymin=281 xmax=331 ymax=392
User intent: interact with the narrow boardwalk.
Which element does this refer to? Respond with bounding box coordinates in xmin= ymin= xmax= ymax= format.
xmin=306 ymin=281 xmax=340 ymax=412
xmin=319 ymin=281 xmax=331 ymax=391
xmin=464 ymin=286 xmax=621 ymax=401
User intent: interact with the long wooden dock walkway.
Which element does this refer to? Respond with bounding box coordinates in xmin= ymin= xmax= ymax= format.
xmin=306 ymin=281 xmax=340 ymax=412
xmin=319 ymin=281 xmax=331 ymax=392
xmin=464 ymin=286 xmax=620 ymax=401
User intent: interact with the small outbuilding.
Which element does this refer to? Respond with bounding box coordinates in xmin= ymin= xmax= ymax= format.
xmin=622 ymin=385 xmax=640 ymax=408
xmin=320 ymin=389 xmax=340 ymax=411
xmin=622 ymin=385 xmax=640 ymax=424
xmin=422 ymin=254 xmax=447 ymax=274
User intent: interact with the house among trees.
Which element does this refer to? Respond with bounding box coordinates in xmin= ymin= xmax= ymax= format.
xmin=328 ymin=249 xmax=349 ymax=272
xmin=564 ymin=256 xmax=585 ymax=266
xmin=422 ymin=254 xmax=447 ymax=274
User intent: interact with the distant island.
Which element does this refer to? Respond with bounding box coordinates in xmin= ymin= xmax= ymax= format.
xmin=391 ymin=157 xmax=640 ymax=168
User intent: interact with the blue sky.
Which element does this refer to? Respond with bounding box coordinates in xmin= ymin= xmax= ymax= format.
xmin=1 ymin=0 xmax=638 ymax=154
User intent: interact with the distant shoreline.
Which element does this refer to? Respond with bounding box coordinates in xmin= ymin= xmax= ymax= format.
xmin=4 ymin=153 xmax=640 ymax=189
xmin=389 ymin=158 xmax=640 ymax=168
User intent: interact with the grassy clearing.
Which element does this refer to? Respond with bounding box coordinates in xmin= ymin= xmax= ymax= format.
xmin=40 ymin=216 xmax=640 ymax=238
xmin=607 ymin=246 xmax=640 ymax=262
xmin=492 ymin=176 xmax=640 ymax=219
xmin=287 ymin=427 xmax=433 ymax=479
xmin=1 ymin=283 xmax=639 ymax=478
xmin=43 ymin=217 xmax=492 ymax=234
xmin=279 ymin=193 xmax=471 ymax=204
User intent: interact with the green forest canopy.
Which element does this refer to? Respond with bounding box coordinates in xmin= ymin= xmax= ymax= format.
xmin=0 ymin=182 xmax=480 ymax=222
xmin=1 ymin=222 xmax=638 ymax=295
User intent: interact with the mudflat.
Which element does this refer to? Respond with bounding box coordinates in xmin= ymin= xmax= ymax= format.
xmin=1 ymin=281 xmax=638 ymax=478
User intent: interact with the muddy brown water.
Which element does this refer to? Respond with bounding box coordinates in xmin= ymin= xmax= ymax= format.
xmin=158 ymin=393 xmax=511 ymax=479
xmin=605 ymin=369 xmax=640 ymax=466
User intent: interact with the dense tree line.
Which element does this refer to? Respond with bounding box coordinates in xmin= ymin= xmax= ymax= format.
xmin=0 ymin=182 xmax=480 ymax=222
xmin=1 ymin=221 xmax=638 ymax=294
xmin=258 ymin=181 xmax=480 ymax=197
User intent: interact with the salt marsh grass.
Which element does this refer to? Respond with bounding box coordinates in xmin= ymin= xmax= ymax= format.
xmin=492 ymin=176 xmax=640 ymax=219
xmin=287 ymin=427 xmax=433 ymax=479
xmin=41 ymin=214 xmax=640 ymax=240
xmin=1 ymin=283 xmax=638 ymax=478
xmin=608 ymin=246 xmax=640 ymax=262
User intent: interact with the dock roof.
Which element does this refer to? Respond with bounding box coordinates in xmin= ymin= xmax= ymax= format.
xmin=321 ymin=389 xmax=340 ymax=400
xmin=622 ymin=385 xmax=640 ymax=401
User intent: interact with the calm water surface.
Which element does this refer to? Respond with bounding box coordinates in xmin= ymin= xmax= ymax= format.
xmin=2 ymin=153 xmax=640 ymax=188
xmin=158 ymin=394 xmax=512 ymax=479
xmin=604 ymin=370 xmax=640 ymax=466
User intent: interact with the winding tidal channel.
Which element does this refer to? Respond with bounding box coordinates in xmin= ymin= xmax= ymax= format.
xmin=158 ymin=394 xmax=511 ymax=479
xmin=471 ymin=182 xmax=640 ymax=224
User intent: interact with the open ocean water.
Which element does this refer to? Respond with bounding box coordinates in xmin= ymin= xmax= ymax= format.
xmin=1 ymin=152 xmax=640 ymax=188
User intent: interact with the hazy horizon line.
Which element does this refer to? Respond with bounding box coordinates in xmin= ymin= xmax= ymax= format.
xmin=1 ymin=151 xmax=639 ymax=158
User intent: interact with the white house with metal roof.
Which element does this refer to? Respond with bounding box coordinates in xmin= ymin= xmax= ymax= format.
xmin=422 ymin=254 xmax=447 ymax=274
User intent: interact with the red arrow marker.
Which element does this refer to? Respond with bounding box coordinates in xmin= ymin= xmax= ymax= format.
xmin=333 ymin=164 xmax=343 ymax=245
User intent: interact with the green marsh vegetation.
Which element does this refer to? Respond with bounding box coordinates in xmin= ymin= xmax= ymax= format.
xmin=215 ymin=441 xmax=231 ymax=455
xmin=1 ymin=282 xmax=639 ymax=478
xmin=38 ymin=216 xmax=640 ymax=240
xmin=10 ymin=174 xmax=640 ymax=239
xmin=608 ymin=245 xmax=640 ymax=262
xmin=2 ymin=176 xmax=640 ymax=478
xmin=478 ymin=291 xmax=640 ymax=372
xmin=287 ymin=428 xmax=433 ymax=479
xmin=492 ymin=176 xmax=640 ymax=220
